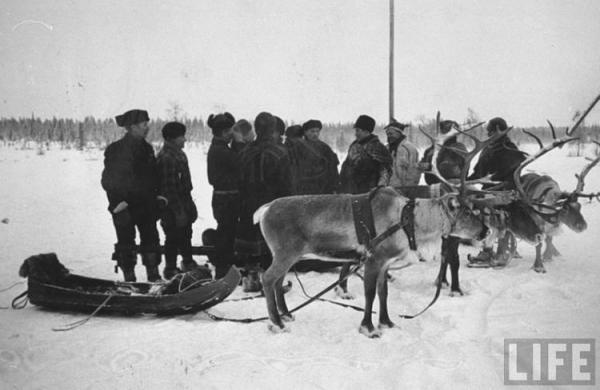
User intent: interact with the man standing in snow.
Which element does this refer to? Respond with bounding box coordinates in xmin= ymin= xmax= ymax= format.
xmin=340 ymin=114 xmax=392 ymax=194
xmin=101 ymin=109 xmax=164 ymax=282
xmin=385 ymin=120 xmax=420 ymax=187
xmin=207 ymin=112 xmax=240 ymax=279
xmin=235 ymin=112 xmax=293 ymax=291
xmin=157 ymin=121 xmax=199 ymax=280
xmin=293 ymin=119 xmax=340 ymax=195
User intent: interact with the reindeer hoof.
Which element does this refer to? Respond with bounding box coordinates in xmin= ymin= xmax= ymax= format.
xmin=359 ymin=325 xmax=382 ymax=338
xmin=280 ymin=313 xmax=295 ymax=322
xmin=268 ymin=323 xmax=290 ymax=334
xmin=449 ymin=289 xmax=464 ymax=297
xmin=378 ymin=320 xmax=395 ymax=329
xmin=334 ymin=286 xmax=355 ymax=300
xmin=533 ymin=266 xmax=547 ymax=274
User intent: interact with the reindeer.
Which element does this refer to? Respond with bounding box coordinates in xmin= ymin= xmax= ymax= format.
xmin=512 ymin=126 xmax=600 ymax=272
xmin=254 ymin=128 xmax=525 ymax=337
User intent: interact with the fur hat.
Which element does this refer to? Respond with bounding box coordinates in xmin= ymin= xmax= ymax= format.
xmin=207 ymin=112 xmax=236 ymax=135
xmin=162 ymin=121 xmax=186 ymax=140
xmin=354 ymin=115 xmax=376 ymax=133
xmin=274 ymin=116 xmax=286 ymax=136
xmin=115 ymin=109 xmax=149 ymax=127
xmin=487 ymin=117 xmax=508 ymax=133
xmin=254 ymin=112 xmax=276 ymax=141
xmin=285 ymin=125 xmax=304 ymax=139
xmin=232 ymin=119 xmax=253 ymax=136
xmin=384 ymin=119 xmax=409 ymax=134
xmin=302 ymin=119 xmax=322 ymax=132
xmin=439 ymin=120 xmax=459 ymax=134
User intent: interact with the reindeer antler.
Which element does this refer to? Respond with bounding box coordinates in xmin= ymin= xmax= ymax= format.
xmin=513 ymin=135 xmax=578 ymax=203
xmin=567 ymin=94 xmax=600 ymax=136
xmin=572 ymin=140 xmax=600 ymax=200
xmin=420 ymin=122 xmax=515 ymax=205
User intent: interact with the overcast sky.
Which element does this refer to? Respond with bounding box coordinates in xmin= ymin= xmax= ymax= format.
xmin=1 ymin=0 xmax=599 ymax=126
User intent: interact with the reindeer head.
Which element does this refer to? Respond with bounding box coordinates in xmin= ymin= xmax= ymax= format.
xmin=514 ymin=124 xmax=599 ymax=234
xmin=443 ymin=195 xmax=491 ymax=241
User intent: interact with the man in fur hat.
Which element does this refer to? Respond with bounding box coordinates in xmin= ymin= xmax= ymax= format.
xmin=385 ymin=120 xmax=420 ymax=187
xmin=340 ymin=115 xmax=392 ymax=194
xmin=231 ymin=119 xmax=255 ymax=153
xmin=101 ymin=109 xmax=164 ymax=282
xmin=292 ymin=119 xmax=340 ymax=195
xmin=157 ymin=122 xmax=199 ymax=279
xmin=235 ymin=112 xmax=293 ymax=291
xmin=207 ymin=112 xmax=240 ymax=279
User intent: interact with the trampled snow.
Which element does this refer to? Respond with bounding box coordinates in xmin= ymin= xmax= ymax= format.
xmin=0 ymin=142 xmax=598 ymax=389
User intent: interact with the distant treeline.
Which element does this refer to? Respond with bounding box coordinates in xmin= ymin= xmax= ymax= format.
xmin=0 ymin=115 xmax=598 ymax=154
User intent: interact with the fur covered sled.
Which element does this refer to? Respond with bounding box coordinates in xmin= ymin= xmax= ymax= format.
xmin=18 ymin=253 xmax=240 ymax=315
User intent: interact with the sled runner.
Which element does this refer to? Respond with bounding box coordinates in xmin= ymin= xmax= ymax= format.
xmin=19 ymin=253 xmax=240 ymax=315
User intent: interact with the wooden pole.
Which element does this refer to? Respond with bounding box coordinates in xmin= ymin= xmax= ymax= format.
xmin=389 ymin=0 xmax=395 ymax=121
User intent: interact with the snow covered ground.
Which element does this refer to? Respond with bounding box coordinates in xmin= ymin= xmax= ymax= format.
xmin=0 ymin=141 xmax=599 ymax=389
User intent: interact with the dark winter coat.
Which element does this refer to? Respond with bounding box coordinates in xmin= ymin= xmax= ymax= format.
xmin=207 ymin=137 xmax=240 ymax=192
xmin=157 ymin=142 xmax=197 ymax=226
xmin=101 ymin=132 xmax=159 ymax=217
xmin=340 ymin=134 xmax=392 ymax=194
xmin=469 ymin=136 xmax=527 ymax=188
xmin=421 ymin=136 xmax=467 ymax=185
xmin=235 ymin=139 xmax=293 ymax=256
xmin=292 ymin=138 xmax=340 ymax=195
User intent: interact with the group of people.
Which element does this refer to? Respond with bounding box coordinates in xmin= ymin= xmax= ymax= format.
xmin=101 ymin=108 xmax=526 ymax=287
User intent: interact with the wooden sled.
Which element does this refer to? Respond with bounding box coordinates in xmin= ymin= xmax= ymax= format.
xmin=19 ymin=253 xmax=240 ymax=315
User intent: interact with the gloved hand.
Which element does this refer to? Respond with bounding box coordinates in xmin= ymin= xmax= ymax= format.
xmin=112 ymin=201 xmax=128 ymax=214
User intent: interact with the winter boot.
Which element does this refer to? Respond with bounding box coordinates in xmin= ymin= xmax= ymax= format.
xmin=163 ymin=253 xmax=181 ymax=280
xmin=142 ymin=253 xmax=162 ymax=282
xmin=242 ymin=266 xmax=262 ymax=293
xmin=116 ymin=251 xmax=137 ymax=282
xmin=468 ymin=247 xmax=494 ymax=264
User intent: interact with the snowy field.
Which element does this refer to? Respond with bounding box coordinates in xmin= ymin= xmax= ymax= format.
xmin=0 ymin=141 xmax=599 ymax=389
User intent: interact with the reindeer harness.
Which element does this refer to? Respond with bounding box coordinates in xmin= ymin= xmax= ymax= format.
xmin=350 ymin=187 xmax=417 ymax=254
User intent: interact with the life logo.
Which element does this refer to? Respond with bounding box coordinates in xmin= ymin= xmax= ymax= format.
xmin=504 ymin=338 xmax=595 ymax=385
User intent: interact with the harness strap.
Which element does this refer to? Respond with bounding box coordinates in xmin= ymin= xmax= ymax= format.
xmin=351 ymin=193 xmax=377 ymax=246
xmin=399 ymin=251 xmax=446 ymax=319
xmin=401 ymin=199 xmax=417 ymax=250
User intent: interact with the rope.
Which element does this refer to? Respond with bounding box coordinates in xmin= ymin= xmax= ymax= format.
xmin=293 ymin=268 xmax=369 ymax=313
xmin=0 ymin=281 xmax=25 ymax=293
xmin=52 ymin=294 xmax=114 ymax=332
xmin=11 ymin=290 xmax=29 ymax=310
xmin=204 ymin=262 xmax=364 ymax=323
xmin=398 ymin=255 xmax=446 ymax=319
xmin=0 ymin=282 xmax=26 ymax=309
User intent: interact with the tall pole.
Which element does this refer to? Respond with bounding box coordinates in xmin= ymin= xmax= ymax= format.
xmin=389 ymin=0 xmax=395 ymax=121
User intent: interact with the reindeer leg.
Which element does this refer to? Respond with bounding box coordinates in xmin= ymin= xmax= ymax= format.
xmin=542 ymin=236 xmax=560 ymax=260
xmin=275 ymin=275 xmax=294 ymax=322
xmin=359 ymin=261 xmax=381 ymax=338
xmin=434 ymin=238 xmax=449 ymax=288
xmin=377 ymin=266 xmax=395 ymax=329
xmin=532 ymin=243 xmax=546 ymax=273
xmin=262 ymin=265 xmax=289 ymax=332
xmin=448 ymin=237 xmax=464 ymax=297
xmin=335 ymin=263 xmax=355 ymax=300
